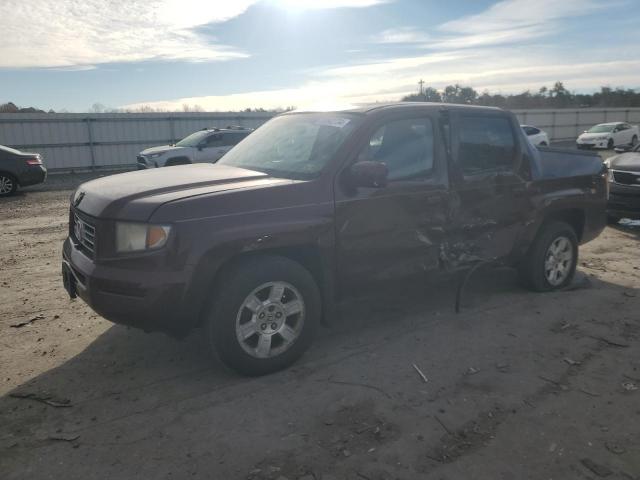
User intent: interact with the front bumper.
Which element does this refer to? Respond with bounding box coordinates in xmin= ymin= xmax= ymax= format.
xmin=19 ymin=165 xmax=47 ymax=187
xmin=62 ymin=237 xmax=197 ymax=337
xmin=577 ymin=141 xmax=609 ymax=149
xmin=607 ymin=182 xmax=640 ymax=219
xmin=136 ymin=155 xmax=157 ymax=170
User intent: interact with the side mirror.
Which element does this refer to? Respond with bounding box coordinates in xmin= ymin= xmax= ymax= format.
xmin=349 ymin=160 xmax=388 ymax=188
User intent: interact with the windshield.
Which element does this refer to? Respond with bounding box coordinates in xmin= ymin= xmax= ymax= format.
xmin=175 ymin=131 xmax=210 ymax=147
xmin=587 ymin=124 xmax=615 ymax=133
xmin=218 ymin=113 xmax=360 ymax=179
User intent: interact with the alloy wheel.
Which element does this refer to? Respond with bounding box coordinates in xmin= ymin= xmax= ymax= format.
xmin=235 ymin=281 xmax=305 ymax=359
xmin=544 ymin=236 xmax=573 ymax=286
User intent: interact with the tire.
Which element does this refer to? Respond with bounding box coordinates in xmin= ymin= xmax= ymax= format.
xmin=539 ymin=141 xmax=548 ymax=147
xmin=607 ymin=138 xmax=614 ymax=150
xmin=607 ymin=215 xmax=621 ymax=224
xmin=0 ymin=173 xmax=18 ymax=197
xmin=205 ymin=255 xmax=321 ymax=376
xmin=518 ymin=221 xmax=578 ymax=292
xmin=632 ymin=135 xmax=638 ymax=146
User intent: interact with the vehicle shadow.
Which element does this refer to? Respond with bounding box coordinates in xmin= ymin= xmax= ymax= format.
xmin=1 ymin=191 xmax=27 ymax=202
xmin=1 ymin=267 xmax=638 ymax=479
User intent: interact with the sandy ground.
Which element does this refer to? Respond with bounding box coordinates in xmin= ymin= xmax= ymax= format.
xmin=1 ymin=188 xmax=639 ymax=480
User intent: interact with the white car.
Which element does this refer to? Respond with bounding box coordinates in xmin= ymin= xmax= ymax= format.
xmin=137 ymin=126 xmax=253 ymax=169
xmin=521 ymin=125 xmax=550 ymax=146
xmin=576 ymin=122 xmax=639 ymax=150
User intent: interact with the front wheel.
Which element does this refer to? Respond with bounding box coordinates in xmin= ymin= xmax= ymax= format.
xmin=632 ymin=135 xmax=638 ymax=146
xmin=0 ymin=173 xmax=17 ymax=197
xmin=205 ymin=255 xmax=320 ymax=376
xmin=607 ymin=138 xmax=614 ymax=149
xmin=519 ymin=221 xmax=578 ymax=292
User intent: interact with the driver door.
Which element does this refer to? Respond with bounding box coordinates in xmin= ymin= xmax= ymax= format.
xmin=334 ymin=113 xmax=449 ymax=292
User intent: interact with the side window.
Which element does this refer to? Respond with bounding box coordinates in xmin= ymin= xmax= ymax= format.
xmin=205 ymin=133 xmax=222 ymax=147
xmin=219 ymin=133 xmax=238 ymax=147
xmin=359 ymin=117 xmax=434 ymax=181
xmin=458 ymin=116 xmax=516 ymax=176
xmin=222 ymin=132 xmax=247 ymax=147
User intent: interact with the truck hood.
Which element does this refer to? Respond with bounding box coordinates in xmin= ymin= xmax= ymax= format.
xmin=140 ymin=145 xmax=187 ymax=155
xmin=608 ymin=152 xmax=640 ymax=172
xmin=73 ymin=164 xmax=284 ymax=221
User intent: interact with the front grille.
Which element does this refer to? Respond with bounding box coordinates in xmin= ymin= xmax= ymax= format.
xmin=136 ymin=155 xmax=147 ymax=164
xmin=612 ymin=170 xmax=640 ymax=186
xmin=72 ymin=212 xmax=96 ymax=256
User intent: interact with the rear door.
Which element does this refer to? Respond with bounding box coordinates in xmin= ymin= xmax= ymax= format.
xmin=445 ymin=111 xmax=531 ymax=268
xmin=194 ymin=133 xmax=226 ymax=163
xmin=334 ymin=112 xmax=449 ymax=290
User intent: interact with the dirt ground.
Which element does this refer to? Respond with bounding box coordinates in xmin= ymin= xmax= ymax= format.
xmin=1 ymin=188 xmax=639 ymax=480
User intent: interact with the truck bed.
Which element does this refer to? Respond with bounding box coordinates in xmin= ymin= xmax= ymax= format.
xmin=533 ymin=146 xmax=604 ymax=179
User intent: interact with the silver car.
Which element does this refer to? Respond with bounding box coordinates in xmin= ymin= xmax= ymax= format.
xmin=137 ymin=126 xmax=253 ymax=169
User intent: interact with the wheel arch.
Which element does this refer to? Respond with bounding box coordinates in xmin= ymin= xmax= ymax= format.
xmin=191 ymin=244 xmax=335 ymax=329
xmin=542 ymin=208 xmax=585 ymax=242
xmin=164 ymin=156 xmax=192 ymax=166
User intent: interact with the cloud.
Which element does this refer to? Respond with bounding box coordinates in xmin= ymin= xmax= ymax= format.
xmin=0 ymin=0 xmax=394 ymax=69
xmin=433 ymin=0 xmax=607 ymax=49
xmin=276 ymin=0 xmax=392 ymax=8
xmin=375 ymin=27 xmax=431 ymax=44
xmin=0 ymin=0 xmax=257 ymax=68
xmin=121 ymin=52 xmax=640 ymax=112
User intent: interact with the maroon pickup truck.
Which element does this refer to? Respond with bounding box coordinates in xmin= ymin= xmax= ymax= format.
xmin=62 ymin=103 xmax=607 ymax=375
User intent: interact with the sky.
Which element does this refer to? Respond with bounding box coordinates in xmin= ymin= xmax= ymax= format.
xmin=1 ymin=0 xmax=639 ymax=112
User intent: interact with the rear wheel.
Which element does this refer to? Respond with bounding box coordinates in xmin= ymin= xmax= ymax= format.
xmin=205 ymin=255 xmax=320 ymax=376
xmin=0 ymin=173 xmax=17 ymax=197
xmin=519 ymin=221 xmax=578 ymax=292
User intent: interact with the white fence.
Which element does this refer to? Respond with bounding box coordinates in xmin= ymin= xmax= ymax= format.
xmin=0 ymin=112 xmax=274 ymax=171
xmin=2 ymin=107 xmax=640 ymax=172
xmin=512 ymin=107 xmax=640 ymax=142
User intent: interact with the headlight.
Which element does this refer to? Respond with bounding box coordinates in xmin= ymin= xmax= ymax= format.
xmin=115 ymin=222 xmax=171 ymax=253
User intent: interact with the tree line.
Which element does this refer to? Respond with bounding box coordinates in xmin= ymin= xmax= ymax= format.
xmin=401 ymin=82 xmax=640 ymax=109
xmin=5 ymin=81 xmax=640 ymax=113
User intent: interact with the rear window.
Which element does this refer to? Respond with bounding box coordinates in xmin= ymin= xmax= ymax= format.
xmin=458 ymin=116 xmax=516 ymax=175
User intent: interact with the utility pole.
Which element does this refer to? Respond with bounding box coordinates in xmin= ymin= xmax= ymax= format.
xmin=418 ymin=79 xmax=425 ymax=96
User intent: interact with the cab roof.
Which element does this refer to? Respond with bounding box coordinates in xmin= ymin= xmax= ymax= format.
xmin=291 ymin=101 xmax=503 ymax=115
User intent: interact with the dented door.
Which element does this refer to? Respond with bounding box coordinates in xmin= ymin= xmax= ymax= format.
xmin=334 ymin=113 xmax=449 ymax=290
xmin=444 ymin=112 xmax=530 ymax=269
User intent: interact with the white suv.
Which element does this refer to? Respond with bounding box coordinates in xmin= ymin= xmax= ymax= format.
xmin=137 ymin=126 xmax=253 ymax=169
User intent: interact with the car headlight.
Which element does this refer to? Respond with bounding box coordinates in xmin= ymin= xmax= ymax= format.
xmin=115 ymin=222 xmax=171 ymax=253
